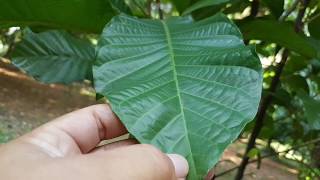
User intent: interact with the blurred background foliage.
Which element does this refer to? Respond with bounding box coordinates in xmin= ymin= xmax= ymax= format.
xmin=0 ymin=0 xmax=320 ymax=179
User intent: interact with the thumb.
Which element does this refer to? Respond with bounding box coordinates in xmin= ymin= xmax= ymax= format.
xmin=72 ymin=144 xmax=189 ymax=180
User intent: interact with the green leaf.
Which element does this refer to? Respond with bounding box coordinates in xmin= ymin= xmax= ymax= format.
xmin=298 ymin=91 xmax=320 ymax=130
xmin=110 ymin=0 xmax=133 ymax=15
xmin=260 ymin=126 xmax=274 ymax=139
xmin=309 ymin=0 xmax=320 ymax=8
xmin=311 ymin=59 xmax=320 ymax=74
xmin=96 ymin=93 xmax=105 ymax=101
xmin=223 ymin=0 xmax=250 ymax=14
xmin=282 ymin=75 xmax=309 ymax=92
xmin=126 ymin=0 xmax=149 ymax=17
xmin=182 ymin=0 xmax=232 ymax=15
xmin=307 ymin=37 xmax=320 ymax=58
xmin=12 ymin=29 xmax=95 ymax=84
xmin=247 ymin=148 xmax=260 ymax=158
xmin=283 ymin=54 xmax=308 ymax=75
xmin=94 ymin=14 xmax=262 ymax=179
xmin=273 ymin=88 xmax=292 ymax=107
xmin=262 ymin=0 xmax=284 ymax=18
xmin=238 ymin=19 xmax=318 ymax=58
xmin=171 ymin=0 xmax=191 ymax=13
xmin=0 ymin=0 xmax=115 ymax=33
xmin=309 ymin=12 xmax=320 ymax=39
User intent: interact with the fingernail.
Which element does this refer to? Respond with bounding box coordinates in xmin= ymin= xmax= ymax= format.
xmin=167 ymin=154 xmax=189 ymax=178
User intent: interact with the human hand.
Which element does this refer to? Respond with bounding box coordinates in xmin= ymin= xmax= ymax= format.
xmin=0 ymin=104 xmax=189 ymax=180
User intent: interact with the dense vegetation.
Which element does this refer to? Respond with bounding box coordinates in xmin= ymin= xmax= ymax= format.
xmin=0 ymin=0 xmax=320 ymax=179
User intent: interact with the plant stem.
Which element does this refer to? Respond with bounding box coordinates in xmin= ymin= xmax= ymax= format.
xmin=294 ymin=0 xmax=309 ymax=32
xmin=249 ymin=0 xmax=260 ymax=18
xmin=156 ymin=0 xmax=163 ymax=19
xmin=279 ymin=0 xmax=299 ymax=22
xmin=234 ymin=0 xmax=310 ymax=179
xmin=306 ymin=12 xmax=320 ymax=23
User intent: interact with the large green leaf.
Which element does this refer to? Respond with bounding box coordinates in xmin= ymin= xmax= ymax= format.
xmin=0 ymin=0 xmax=115 ymax=33
xmin=182 ymin=0 xmax=232 ymax=15
xmin=94 ymin=14 xmax=262 ymax=179
xmin=12 ymin=30 xmax=95 ymax=84
xmin=238 ymin=19 xmax=318 ymax=58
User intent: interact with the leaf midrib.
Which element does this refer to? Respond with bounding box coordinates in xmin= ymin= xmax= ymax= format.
xmin=161 ymin=20 xmax=198 ymax=178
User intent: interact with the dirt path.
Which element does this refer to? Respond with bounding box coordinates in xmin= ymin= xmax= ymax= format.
xmin=0 ymin=62 xmax=298 ymax=179
xmin=0 ymin=61 xmax=96 ymax=139
xmin=215 ymin=145 xmax=298 ymax=180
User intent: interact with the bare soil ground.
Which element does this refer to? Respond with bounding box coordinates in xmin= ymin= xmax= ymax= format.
xmin=0 ymin=61 xmax=298 ymax=179
xmin=0 ymin=61 xmax=96 ymax=139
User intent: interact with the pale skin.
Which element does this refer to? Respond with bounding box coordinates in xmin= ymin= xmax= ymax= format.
xmin=0 ymin=104 xmax=189 ymax=180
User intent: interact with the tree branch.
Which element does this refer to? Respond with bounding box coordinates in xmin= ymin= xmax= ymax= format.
xmin=279 ymin=0 xmax=299 ymax=22
xmin=156 ymin=0 xmax=163 ymax=19
xmin=234 ymin=49 xmax=289 ymax=180
xmin=216 ymin=138 xmax=320 ymax=178
xmin=294 ymin=0 xmax=309 ymax=32
xmin=250 ymin=0 xmax=260 ymax=18
xmin=306 ymin=12 xmax=320 ymax=23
